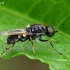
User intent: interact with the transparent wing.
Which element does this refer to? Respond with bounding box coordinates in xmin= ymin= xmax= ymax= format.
xmin=0 ymin=29 xmax=31 ymax=35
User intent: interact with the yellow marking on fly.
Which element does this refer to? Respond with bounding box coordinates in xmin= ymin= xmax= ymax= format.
xmin=15 ymin=39 xmax=19 ymax=42
xmin=26 ymin=24 xmax=30 ymax=28
xmin=42 ymin=25 xmax=46 ymax=29
xmin=32 ymin=29 xmax=34 ymax=31
xmin=5 ymin=41 xmax=7 ymax=44
xmin=23 ymin=34 xmax=26 ymax=37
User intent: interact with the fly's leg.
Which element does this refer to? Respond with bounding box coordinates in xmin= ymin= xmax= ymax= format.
xmin=2 ymin=39 xmax=19 ymax=56
xmin=49 ymin=42 xmax=62 ymax=55
xmin=30 ymin=37 xmax=36 ymax=55
xmin=39 ymin=38 xmax=62 ymax=55
xmin=39 ymin=38 xmax=48 ymax=42
xmin=19 ymin=36 xmax=36 ymax=55
xmin=2 ymin=43 xmax=15 ymax=56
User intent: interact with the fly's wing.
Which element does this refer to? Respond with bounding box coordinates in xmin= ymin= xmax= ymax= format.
xmin=0 ymin=29 xmax=32 ymax=35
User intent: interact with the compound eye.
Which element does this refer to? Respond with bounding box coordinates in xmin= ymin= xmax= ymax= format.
xmin=47 ymin=26 xmax=54 ymax=34
xmin=46 ymin=26 xmax=55 ymax=37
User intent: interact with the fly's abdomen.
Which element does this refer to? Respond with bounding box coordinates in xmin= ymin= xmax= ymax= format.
xmin=7 ymin=35 xmax=18 ymax=44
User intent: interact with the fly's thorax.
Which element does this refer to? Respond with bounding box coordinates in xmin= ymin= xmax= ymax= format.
xmin=26 ymin=24 xmax=46 ymax=39
xmin=31 ymin=24 xmax=46 ymax=33
xmin=26 ymin=26 xmax=31 ymax=33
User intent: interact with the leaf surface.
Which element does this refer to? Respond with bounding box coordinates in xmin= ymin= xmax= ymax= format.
xmin=0 ymin=0 xmax=70 ymax=70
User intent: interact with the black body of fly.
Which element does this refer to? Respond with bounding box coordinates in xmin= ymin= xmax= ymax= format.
xmin=1 ymin=24 xmax=62 ymax=56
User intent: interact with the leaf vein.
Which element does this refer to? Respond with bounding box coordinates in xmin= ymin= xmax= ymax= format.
xmin=56 ymin=14 xmax=70 ymax=28
xmin=0 ymin=6 xmax=42 ymax=23
xmin=26 ymin=0 xmax=42 ymax=15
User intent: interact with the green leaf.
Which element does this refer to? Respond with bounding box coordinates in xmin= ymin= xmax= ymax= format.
xmin=0 ymin=0 xmax=70 ymax=70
